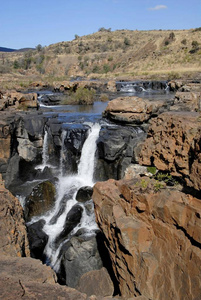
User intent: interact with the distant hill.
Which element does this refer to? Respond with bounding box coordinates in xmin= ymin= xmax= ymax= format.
xmin=16 ymin=48 xmax=35 ymax=52
xmin=0 ymin=47 xmax=35 ymax=52
xmin=1 ymin=29 xmax=201 ymax=80
xmin=0 ymin=47 xmax=16 ymax=52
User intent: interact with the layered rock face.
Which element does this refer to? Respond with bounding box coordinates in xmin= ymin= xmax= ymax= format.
xmin=139 ymin=111 xmax=201 ymax=191
xmin=0 ymin=174 xmax=30 ymax=257
xmin=93 ymin=178 xmax=201 ymax=300
xmin=0 ymin=91 xmax=38 ymax=111
xmin=103 ymin=96 xmax=169 ymax=124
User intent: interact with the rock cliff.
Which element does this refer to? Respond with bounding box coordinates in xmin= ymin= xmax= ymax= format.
xmin=139 ymin=111 xmax=201 ymax=192
xmin=93 ymin=178 xmax=201 ymax=299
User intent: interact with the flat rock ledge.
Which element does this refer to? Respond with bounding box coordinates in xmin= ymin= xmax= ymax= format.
xmin=103 ymin=96 xmax=168 ymax=124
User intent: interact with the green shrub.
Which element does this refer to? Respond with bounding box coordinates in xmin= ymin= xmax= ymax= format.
xmin=62 ymin=87 xmax=96 ymax=105
xmin=103 ymin=64 xmax=110 ymax=73
xmin=192 ymin=40 xmax=199 ymax=48
xmin=181 ymin=39 xmax=187 ymax=45
xmin=153 ymin=181 xmax=165 ymax=192
xmin=147 ymin=166 xmax=157 ymax=175
xmin=124 ymin=37 xmax=131 ymax=46
xmin=100 ymin=93 xmax=109 ymax=102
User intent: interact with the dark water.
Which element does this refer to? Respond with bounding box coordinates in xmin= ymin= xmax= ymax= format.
xmin=38 ymin=89 xmax=174 ymax=124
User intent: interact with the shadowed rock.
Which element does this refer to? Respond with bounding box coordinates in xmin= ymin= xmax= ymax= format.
xmin=76 ymin=186 xmax=93 ymax=202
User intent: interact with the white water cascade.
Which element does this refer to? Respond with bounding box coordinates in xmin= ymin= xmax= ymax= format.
xmin=42 ymin=130 xmax=49 ymax=167
xmin=39 ymin=123 xmax=101 ymax=271
xmin=35 ymin=130 xmax=50 ymax=171
xmin=59 ymin=130 xmax=67 ymax=177
xmin=78 ymin=123 xmax=101 ymax=185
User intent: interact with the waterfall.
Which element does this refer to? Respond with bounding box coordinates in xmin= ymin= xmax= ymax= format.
xmin=78 ymin=123 xmax=101 ymax=185
xmin=41 ymin=123 xmax=101 ymax=271
xmin=42 ymin=130 xmax=49 ymax=167
xmin=60 ymin=130 xmax=67 ymax=177
xmin=35 ymin=130 xmax=49 ymax=170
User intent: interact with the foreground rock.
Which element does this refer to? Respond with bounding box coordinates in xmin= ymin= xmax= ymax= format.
xmin=61 ymin=235 xmax=103 ymax=288
xmin=103 ymin=96 xmax=169 ymax=124
xmin=139 ymin=111 xmax=201 ymax=191
xmin=0 ymin=174 xmax=30 ymax=257
xmin=0 ymin=256 xmax=87 ymax=300
xmin=93 ymin=178 xmax=201 ymax=299
xmin=77 ymin=267 xmax=114 ymax=297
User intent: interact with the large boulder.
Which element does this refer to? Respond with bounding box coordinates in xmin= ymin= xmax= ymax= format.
xmin=139 ymin=111 xmax=201 ymax=191
xmin=61 ymin=235 xmax=103 ymax=288
xmin=103 ymin=96 xmax=168 ymax=124
xmin=54 ymin=204 xmax=83 ymax=246
xmin=24 ymin=180 xmax=56 ymax=222
xmin=76 ymin=186 xmax=93 ymax=202
xmin=27 ymin=219 xmax=48 ymax=260
xmin=171 ymin=91 xmax=201 ymax=111
xmin=93 ymin=178 xmax=201 ymax=300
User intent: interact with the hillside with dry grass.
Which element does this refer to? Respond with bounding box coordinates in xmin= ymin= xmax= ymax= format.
xmin=0 ymin=28 xmax=201 ymax=88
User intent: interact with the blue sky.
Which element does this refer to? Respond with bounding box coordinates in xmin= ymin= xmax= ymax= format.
xmin=1 ymin=0 xmax=200 ymax=49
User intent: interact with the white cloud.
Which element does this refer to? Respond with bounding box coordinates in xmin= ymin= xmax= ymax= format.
xmin=148 ymin=5 xmax=167 ymax=11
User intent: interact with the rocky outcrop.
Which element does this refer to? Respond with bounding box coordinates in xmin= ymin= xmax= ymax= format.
xmin=0 ymin=256 xmax=87 ymax=300
xmin=0 ymin=91 xmax=38 ymax=111
xmin=168 ymin=80 xmax=201 ymax=92
xmin=171 ymin=91 xmax=201 ymax=111
xmin=0 ymin=174 xmax=30 ymax=257
xmin=139 ymin=111 xmax=201 ymax=191
xmin=95 ymin=125 xmax=146 ymax=180
xmin=93 ymin=178 xmax=201 ymax=300
xmin=103 ymin=96 xmax=168 ymax=124
xmin=53 ymin=80 xmax=107 ymax=93
xmin=0 ymin=118 xmax=11 ymax=175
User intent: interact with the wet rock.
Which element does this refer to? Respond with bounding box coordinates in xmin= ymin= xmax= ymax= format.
xmin=77 ymin=267 xmax=114 ymax=297
xmin=95 ymin=125 xmax=146 ymax=180
xmin=24 ymin=180 xmax=56 ymax=222
xmin=49 ymin=187 xmax=77 ymax=225
xmin=55 ymin=204 xmax=83 ymax=246
xmin=27 ymin=219 xmax=48 ymax=259
xmin=76 ymin=186 xmax=93 ymax=202
xmin=61 ymin=235 xmax=103 ymax=288
xmin=61 ymin=125 xmax=89 ymax=174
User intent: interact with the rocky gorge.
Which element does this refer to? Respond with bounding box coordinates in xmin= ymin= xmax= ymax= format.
xmin=0 ymin=79 xmax=201 ymax=299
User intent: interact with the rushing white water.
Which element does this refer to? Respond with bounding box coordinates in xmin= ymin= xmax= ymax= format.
xmin=78 ymin=123 xmax=101 ymax=185
xmin=60 ymin=130 xmax=67 ymax=176
xmin=35 ymin=130 xmax=52 ymax=170
xmin=42 ymin=131 xmax=49 ymax=166
xmin=41 ymin=123 xmax=101 ymax=271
